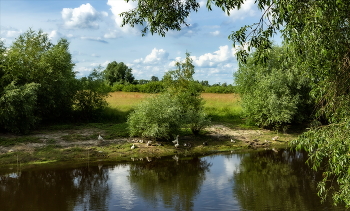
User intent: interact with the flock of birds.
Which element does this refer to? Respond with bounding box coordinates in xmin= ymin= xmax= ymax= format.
xmin=97 ymin=134 xmax=281 ymax=151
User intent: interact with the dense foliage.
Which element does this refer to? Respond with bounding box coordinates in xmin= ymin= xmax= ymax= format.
xmin=73 ymin=67 xmax=110 ymax=121
xmin=127 ymin=53 xmax=210 ymax=139
xmin=120 ymin=0 xmax=350 ymax=206
xmin=0 ymin=29 xmax=108 ymax=133
xmin=235 ymin=46 xmax=313 ymax=129
xmin=103 ymin=61 xmax=135 ymax=85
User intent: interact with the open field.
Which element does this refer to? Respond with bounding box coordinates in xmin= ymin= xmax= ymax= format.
xmin=105 ymin=92 xmax=243 ymax=124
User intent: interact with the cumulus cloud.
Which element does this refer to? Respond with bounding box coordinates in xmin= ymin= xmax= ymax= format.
xmin=184 ymin=45 xmax=236 ymax=68
xmin=134 ymin=48 xmax=169 ymax=65
xmin=0 ymin=26 xmax=22 ymax=38
xmin=62 ymin=3 xmax=107 ymax=29
xmin=104 ymin=30 xmax=120 ymax=39
xmin=227 ymin=0 xmax=260 ymax=20
xmin=107 ymin=0 xmax=140 ymax=34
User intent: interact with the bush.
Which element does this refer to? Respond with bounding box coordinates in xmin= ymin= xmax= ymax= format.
xmin=139 ymin=81 xmax=165 ymax=93
xmin=235 ymin=46 xmax=313 ymax=129
xmin=122 ymin=84 xmax=139 ymax=92
xmin=111 ymin=83 xmax=124 ymax=92
xmin=73 ymin=68 xmax=109 ymax=121
xmin=0 ymin=82 xmax=40 ymax=133
xmin=127 ymin=93 xmax=182 ymax=139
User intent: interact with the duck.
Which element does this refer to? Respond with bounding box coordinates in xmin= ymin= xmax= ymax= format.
xmin=131 ymin=144 xmax=135 ymax=149
xmin=98 ymin=134 xmax=104 ymax=141
xmin=147 ymin=141 xmax=152 ymax=146
xmin=175 ymin=142 xmax=180 ymax=148
xmin=231 ymin=139 xmax=235 ymax=143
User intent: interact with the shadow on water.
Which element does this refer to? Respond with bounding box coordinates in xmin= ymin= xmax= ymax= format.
xmin=0 ymin=149 xmax=347 ymax=211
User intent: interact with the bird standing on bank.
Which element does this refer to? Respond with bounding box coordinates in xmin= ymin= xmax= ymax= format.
xmin=131 ymin=144 xmax=135 ymax=149
xmin=172 ymin=135 xmax=179 ymax=144
xmin=98 ymin=134 xmax=104 ymax=141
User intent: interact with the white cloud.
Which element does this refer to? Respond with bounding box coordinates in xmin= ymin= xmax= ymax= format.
xmin=104 ymin=30 xmax=120 ymax=39
xmin=62 ymin=3 xmax=107 ymax=29
xmin=228 ymin=0 xmax=259 ymax=20
xmin=210 ymin=30 xmax=220 ymax=36
xmin=0 ymin=26 xmax=22 ymax=38
xmin=107 ymin=0 xmax=140 ymax=34
xmin=191 ymin=45 xmax=235 ymax=67
xmin=144 ymin=48 xmax=169 ymax=64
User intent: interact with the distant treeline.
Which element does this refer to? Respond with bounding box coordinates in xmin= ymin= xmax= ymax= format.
xmin=110 ymin=81 xmax=236 ymax=94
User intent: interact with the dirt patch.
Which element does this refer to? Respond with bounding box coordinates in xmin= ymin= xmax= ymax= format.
xmin=0 ymin=124 xmax=294 ymax=158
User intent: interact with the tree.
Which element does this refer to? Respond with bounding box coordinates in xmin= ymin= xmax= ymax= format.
xmin=151 ymin=76 xmax=159 ymax=81
xmin=1 ymin=29 xmax=77 ymax=126
xmin=163 ymin=52 xmax=209 ymax=135
xmin=103 ymin=61 xmax=134 ymax=85
xmin=73 ymin=66 xmax=110 ymax=121
xmin=235 ymin=46 xmax=313 ymax=129
xmin=121 ymin=0 xmax=350 ymax=205
xmin=128 ymin=52 xmax=209 ymax=139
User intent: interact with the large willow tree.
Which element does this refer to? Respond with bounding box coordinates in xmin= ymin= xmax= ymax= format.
xmin=120 ymin=0 xmax=350 ymax=206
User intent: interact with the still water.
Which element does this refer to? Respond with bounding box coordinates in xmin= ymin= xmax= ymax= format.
xmin=0 ymin=149 xmax=347 ymax=211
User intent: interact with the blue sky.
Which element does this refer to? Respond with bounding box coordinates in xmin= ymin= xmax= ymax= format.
xmin=0 ymin=0 xmax=273 ymax=84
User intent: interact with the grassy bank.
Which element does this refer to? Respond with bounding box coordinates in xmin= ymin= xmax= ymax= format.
xmin=0 ymin=92 xmax=298 ymax=167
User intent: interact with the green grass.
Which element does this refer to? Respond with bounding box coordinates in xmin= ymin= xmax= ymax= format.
xmin=0 ymin=136 xmax=41 ymax=147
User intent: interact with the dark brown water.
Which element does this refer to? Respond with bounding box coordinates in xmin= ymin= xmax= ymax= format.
xmin=0 ymin=149 xmax=347 ymax=211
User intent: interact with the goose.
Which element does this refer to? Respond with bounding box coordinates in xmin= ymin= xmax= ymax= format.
xmin=131 ymin=144 xmax=135 ymax=149
xmin=272 ymin=136 xmax=279 ymax=141
xmin=231 ymin=139 xmax=235 ymax=143
xmin=147 ymin=141 xmax=152 ymax=146
xmin=98 ymin=134 xmax=104 ymax=141
xmin=175 ymin=142 xmax=180 ymax=148
xmin=172 ymin=135 xmax=179 ymax=144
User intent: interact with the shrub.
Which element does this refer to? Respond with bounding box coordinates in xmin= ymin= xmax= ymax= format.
xmin=127 ymin=93 xmax=182 ymax=139
xmin=0 ymin=82 xmax=40 ymax=133
xmin=235 ymin=46 xmax=313 ymax=129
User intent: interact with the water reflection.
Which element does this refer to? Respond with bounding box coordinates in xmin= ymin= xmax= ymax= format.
xmin=232 ymin=149 xmax=343 ymax=210
xmin=0 ymin=150 xmax=347 ymax=211
xmin=127 ymin=157 xmax=211 ymax=211
xmin=0 ymin=164 xmax=110 ymax=211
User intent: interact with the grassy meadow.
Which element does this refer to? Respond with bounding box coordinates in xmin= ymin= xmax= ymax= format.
xmin=105 ymin=91 xmax=245 ymax=126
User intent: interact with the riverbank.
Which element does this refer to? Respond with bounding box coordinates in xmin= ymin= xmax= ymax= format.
xmin=0 ymin=123 xmax=297 ymax=166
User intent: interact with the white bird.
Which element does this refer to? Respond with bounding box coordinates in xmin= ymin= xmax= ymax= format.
xmin=175 ymin=143 xmax=180 ymax=148
xmin=172 ymin=135 xmax=179 ymax=144
xmin=272 ymin=136 xmax=279 ymax=141
xmin=147 ymin=141 xmax=152 ymax=146
xmin=131 ymin=144 xmax=135 ymax=149
xmin=231 ymin=139 xmax=235 ymax=143
xmin=98 ymin=134 xmax=104 ymax=141
xmin=139 ymin=139 xmax=144 ymax=143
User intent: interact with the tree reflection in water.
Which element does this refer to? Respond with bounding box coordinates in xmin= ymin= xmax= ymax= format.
xmin=128 ymin=156 xmax=211 ymax=211
xmin=232 ymin=149 xmax=344 ymax=211
xmin=0 ymin=163 xmax=110 ymax=211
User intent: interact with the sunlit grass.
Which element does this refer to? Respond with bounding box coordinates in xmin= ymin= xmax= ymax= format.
xmin=105 ymin=92 xmax=247 ymax=127
xmin=106 ymin=92 xmax=153 ymax=112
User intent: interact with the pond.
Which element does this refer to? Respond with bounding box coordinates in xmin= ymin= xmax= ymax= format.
xmin=0 ymin=149 xmax=347 ymax=211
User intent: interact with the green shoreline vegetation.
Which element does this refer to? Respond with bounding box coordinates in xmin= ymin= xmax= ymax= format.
xmin=0 ymin=92 xmax=295 ymax=168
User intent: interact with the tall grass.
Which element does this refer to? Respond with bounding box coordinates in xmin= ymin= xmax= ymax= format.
xmin=105 ymin=92 xmax=246 ymax=126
